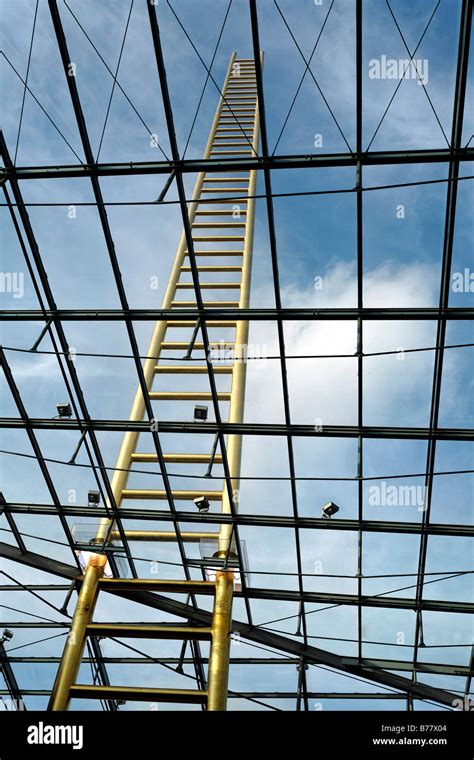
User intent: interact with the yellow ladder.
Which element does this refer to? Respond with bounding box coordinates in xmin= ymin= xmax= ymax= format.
xmin=48 ymin=54 xmax=260 ymax=712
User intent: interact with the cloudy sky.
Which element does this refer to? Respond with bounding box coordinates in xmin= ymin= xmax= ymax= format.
xmin=0 ymin=0 xmax=473 ymax=711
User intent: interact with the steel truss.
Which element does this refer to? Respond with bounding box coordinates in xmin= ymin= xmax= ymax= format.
xmin=0 ymin=0 xmax=472 ymax=712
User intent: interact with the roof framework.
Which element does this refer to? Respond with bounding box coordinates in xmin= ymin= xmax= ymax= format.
xmin=0 ymin=0 xmax=472 ymax=712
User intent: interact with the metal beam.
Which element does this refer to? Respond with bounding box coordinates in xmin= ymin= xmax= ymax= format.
xmin=4 ymin=656 xmax=470 ymax=676
xmin=1 ymin=417 xmax=472 ymax=440
xmin=3 ymin=507 xmax=474 ymax=537
xmin=0 ymin=641 xmax=24 ymax=708
xmin=2 ymin=147 xmax=472 ymax=181
xmin=0 ymin=689 xmax=442 ymax=700
xmin=1 ymin=306 xmax=472 ymax=321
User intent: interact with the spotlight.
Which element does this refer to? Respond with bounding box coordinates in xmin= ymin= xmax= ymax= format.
xmin=56 ymin=402 xmax=72 ymax=418
xmin=194 ymin=405 xmax=208 ymax=422
xmin=321 ymin=501 xmax=340 ymax=519
xmin=1 ymin=629 xmax=13 ymax=644
xmin=87 ymin=490 xmax=100 ymax=507
xmin=194 ymin=496 xmax=210 ymax=513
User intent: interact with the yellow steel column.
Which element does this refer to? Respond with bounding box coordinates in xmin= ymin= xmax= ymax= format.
xmin=48 ymin=554 xmax=107 ymax=711
xmin=207 ymin=570 xmax=234 ymax=711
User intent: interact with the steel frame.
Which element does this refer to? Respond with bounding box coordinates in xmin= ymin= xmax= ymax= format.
xmin=0 ymin=0 xmax=472 ymax=712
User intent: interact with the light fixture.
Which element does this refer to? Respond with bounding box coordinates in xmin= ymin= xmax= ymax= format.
xmin=56 ymin=402 xmax=72 ymax=418
xmin=1 ymin=629 xmax=13 ymax=644
xmin=194 ymin=496 xmax=210 ymax=513
xmin=321 ymin=501 xmax=340 ymax=519
xmin=194 ymin=404 xmax=208 ymax=421
xmin=87 ymin=490 xmax=100 ymax=507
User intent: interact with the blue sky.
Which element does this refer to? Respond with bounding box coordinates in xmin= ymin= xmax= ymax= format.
xmin=0 ymin=0 xmax=473 ymax=711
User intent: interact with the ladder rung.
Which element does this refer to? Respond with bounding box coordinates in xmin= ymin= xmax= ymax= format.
xmin=69 ymin=685 xmax=208 ymax=704
xmin=180 ymin=264 xmax=243 ymax=270
xmin=201 ymin=178 xmax=249 ymax=182
xmin=86 ymin=624 xmax=213 ymax=640
xmin=131 ymin=453 xmax=223 ymax=463
xmin=201 ymin=189 xmax=249 ymax=194
xmin=211 ymin=142 xmax=251 ymax=147
xmin=176 ymin=282 xmax=241 ymax=289
xmin=186 ymin=251 xmax=244 ymax=256
xmin=193 ymin=235 xmax=245 ymax=243
xmin=210 ymin=151 xmax=253 ymax=156
xmin=154 ymin=365 xmax=233 ymax=373
xmin=161 ymin=339 xmax=236 ymax=346
xmin=170 ymin=300 xmax=240 ymax=307
xmin=149 ymin=391 xmax=231 ymax=400
xmin=121 ymin=489 xmax=222 ymax=500
xmin=197 ymin=201 xmax=247 ymax=206
xmin=191 ymin=222 xmax=246 ymax=228
xmin=191 ymin=235 xmax=245 ymax=240
xmin=98 ymin=578 xmax=216 ymax=594
xmin=110 ymin=530 xmax=220 ymax=542
xmin=194 ymin=215 xmax=247 ymax=220
xmin=165 ymin=321 xmax=237 ymax=327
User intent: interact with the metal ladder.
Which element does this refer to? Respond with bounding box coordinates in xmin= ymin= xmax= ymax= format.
xmin=48 ymin=54 xmax=260 ymax=712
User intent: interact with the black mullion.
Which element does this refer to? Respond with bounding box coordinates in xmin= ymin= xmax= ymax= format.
xmin=248 ymin=1 xmax=309 ymax=678
xmin=412 ymin=0 xmax=472 ymax=682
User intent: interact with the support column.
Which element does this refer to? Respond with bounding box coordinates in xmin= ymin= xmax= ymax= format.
xmin=207 ymin=570 xmax=234 ymax=711
xmin=48 ymin=555 xmax=106 ymax=711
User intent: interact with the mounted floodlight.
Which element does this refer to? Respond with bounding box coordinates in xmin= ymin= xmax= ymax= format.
xmin=56 ymin=402 xmax=72 ymax=418
xmin=321 ymin=501 xmax=340 ymax=519
xmin=194 ymin=404 xmax=208 ymax=421
xmin=194 ymin=496 xmax=210 ymax=513
xmin=87 ymin=490 xmax=100 ymax=506
xmin=1 ymin=629 xmax=13 ymax=643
